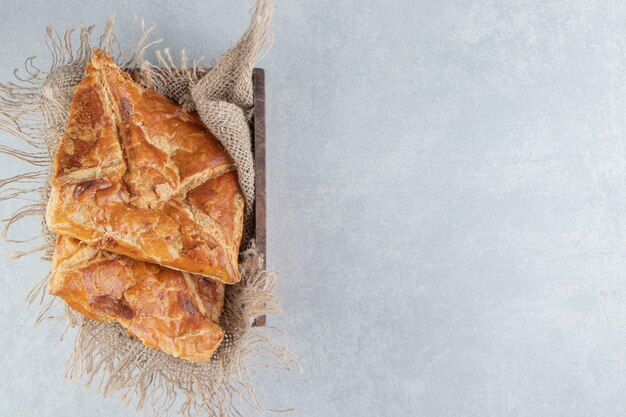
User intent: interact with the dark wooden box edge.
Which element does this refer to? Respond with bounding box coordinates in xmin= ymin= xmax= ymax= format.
xmin=251 ymin=68 xmax=267 ymax=328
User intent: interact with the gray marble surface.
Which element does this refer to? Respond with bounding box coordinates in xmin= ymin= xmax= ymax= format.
xmin=2 ymin=1 xmax=626 ymax=416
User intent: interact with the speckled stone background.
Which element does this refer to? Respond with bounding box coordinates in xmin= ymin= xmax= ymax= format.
xmin=2 ymin=1 xmax=626 ymax=416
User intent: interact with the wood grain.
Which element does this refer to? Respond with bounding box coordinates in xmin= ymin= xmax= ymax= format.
xmin=252 ymin=68 xmax=267 ymax=327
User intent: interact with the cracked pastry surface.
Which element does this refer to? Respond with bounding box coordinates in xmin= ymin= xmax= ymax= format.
xmin=49 ymin=235 xmax=225 ymax=362
xmin=45 ymin=49 xmax=244 ymax=284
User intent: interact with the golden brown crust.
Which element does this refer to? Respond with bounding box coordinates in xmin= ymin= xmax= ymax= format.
xmin=49 ymin=235 xmax=225 ymax=362
xmin=46 ymin=49 xmax=244 ymax=284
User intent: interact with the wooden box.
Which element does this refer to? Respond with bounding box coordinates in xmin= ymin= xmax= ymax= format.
xmin=131 ymin=67 xmax=267 ymax=325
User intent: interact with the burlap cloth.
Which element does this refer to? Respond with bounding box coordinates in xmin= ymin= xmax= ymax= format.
xmin=0 ymin=1 xmax=298 ymax=416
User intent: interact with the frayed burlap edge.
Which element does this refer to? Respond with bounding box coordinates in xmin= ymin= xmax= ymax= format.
xmin=0 ymin=3 xmax=299 ymax=416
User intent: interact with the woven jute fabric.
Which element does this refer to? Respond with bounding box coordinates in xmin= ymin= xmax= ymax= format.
xmin=0 ymin=2 xmax=297 ymax=416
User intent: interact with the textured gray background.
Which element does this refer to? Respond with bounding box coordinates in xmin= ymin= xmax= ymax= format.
xmin=1 ymin=1 xmax=626 ymax=416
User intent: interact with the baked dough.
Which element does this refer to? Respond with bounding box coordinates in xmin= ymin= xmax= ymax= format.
xmin=45 ymin=49 xmax=244 ymax=284
xmin=49 ymin=235 xmax=225 ymax=362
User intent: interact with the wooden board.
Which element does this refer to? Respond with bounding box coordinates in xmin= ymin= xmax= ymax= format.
xmin=252 ymin=68 xmax=267 ymax=327
xmin=253 ymin=68 xmax=267 ymax=261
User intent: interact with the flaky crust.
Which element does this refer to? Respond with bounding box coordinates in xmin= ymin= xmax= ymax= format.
xmin=45 ymin=49 xmax=244 ymax=284
xmin=49 ymin=235 xmax=225 ymax=362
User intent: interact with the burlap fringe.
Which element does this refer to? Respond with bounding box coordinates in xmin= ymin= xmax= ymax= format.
xmin=0 ymin=3 xmax=299 ymax=416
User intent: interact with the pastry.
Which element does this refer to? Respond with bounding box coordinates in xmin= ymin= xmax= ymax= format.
xmin=49 ymin=235 xmax=225 ymax=362
xmin=45 ymin=49 xmax=244 ymax=284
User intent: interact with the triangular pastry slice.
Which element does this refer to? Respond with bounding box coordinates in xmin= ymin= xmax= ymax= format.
xmin=45 ymin=49 xmax=244 ymax=283
xmin=49 ymin=235 xmax=225 ymax=362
